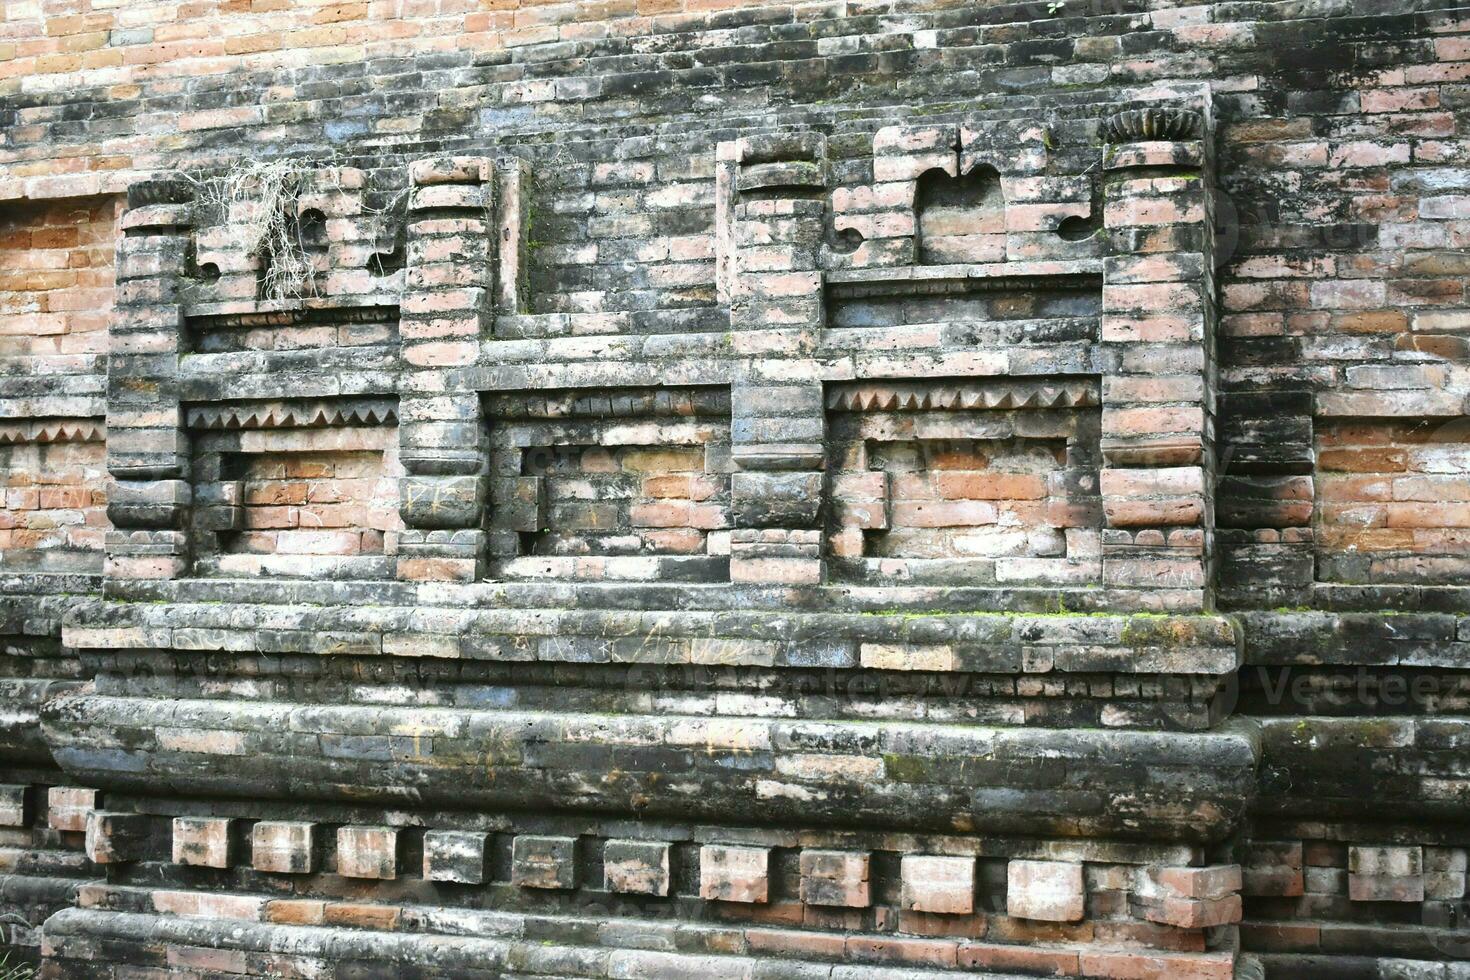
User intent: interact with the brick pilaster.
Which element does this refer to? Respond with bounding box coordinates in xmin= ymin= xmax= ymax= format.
xmin=105 ymin=178 xmax=194 ymax=581
xmin=395 ymin=156 xmax=493 ymax=582
xmin=1098 ymin=106 xmax=1216 ymax=608
xmin=720 ymin=133 xmax=828 ymax=585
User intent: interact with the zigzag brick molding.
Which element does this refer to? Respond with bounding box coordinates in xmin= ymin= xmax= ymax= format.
xmin=0 ymin=3 xmax=1468 ymax=978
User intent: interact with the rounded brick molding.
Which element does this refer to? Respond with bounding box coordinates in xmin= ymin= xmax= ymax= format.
xmin=126 ymin=176 xmax=194 ymax=208
xmin=1101 ymin=107 xmax=1203 ymax=142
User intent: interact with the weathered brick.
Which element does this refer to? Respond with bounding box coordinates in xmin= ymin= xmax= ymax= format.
xmin=700 ymin=844 xmax=770 ymax=904
xmin=1007 ymin=860 xmax=1084 ymax=922
xmin=336 ymin=826 xmax=398 ymax=880
xmin=251 ymin=822 xmax=317 ymax=875
xmin=900 ymin=855 xmax=976 ymax=915
xmin=422 ymin=830 xmax=489 ymax=884
xmin=512 ymin=835 xmax=578 ymax=890
xmin=172 ymin=817 xmax=233 ymax=869
xmin=799 ymin=849 xmax=870 ymax=908
xmin=603 ymin=839 xmax=671 ymax=896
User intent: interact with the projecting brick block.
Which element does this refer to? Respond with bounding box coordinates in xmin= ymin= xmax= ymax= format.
xmin=172 ymin=816 xmax=233 ymax=869
xmin=86 ymin=811 xmax=150 ymax=864
xmin=0 ymin=785 xmax=29 ymax=827
xmin=423 ymin=830 xmax=489 ymax=884
xmin=800 ymin=849 xmax=870 ymax=908
xmin=1348 ymin=845 xmax=1424 ymax=902
xmin=337 ymin=826 xmax=399 ymax=880
xmin=1007 ymin=860 xmax=1084 ymax=922
xmin=1136 ymin=864 xmax=1243 ymax=928
xmin=700 ymin=844 xmax=770 ymax=904
xmin=48 ymin=786 xmax=99 ymax=832
xmin=604 ymin=839 xmax=671 ymax=896
xmin=252 ymin=821 xmax=317 ymax=874
xmin=512 ymin=835 xmax=578 ymax=890
xmin=901 ymin=855 xmax=976 ymax=915
xmin=1150 ymin=864 xmax=1243 ymax=900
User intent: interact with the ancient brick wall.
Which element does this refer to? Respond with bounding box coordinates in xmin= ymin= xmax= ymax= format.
xmin=1 ymin=1 xmax=1468 ymax=978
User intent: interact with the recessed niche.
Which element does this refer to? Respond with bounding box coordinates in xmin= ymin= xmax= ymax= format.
xmin=189 ymin=412 xmax=403 ymax=579
xmin=915 ymin=165 xmax=1005 ymax=265
xmin=485 ymin=387 xmax=732 ymax=583
xmin=826 ymin=379 xmax=1102 ymax=587
xmin=187 ymin=304 xmax=399 ymax=354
